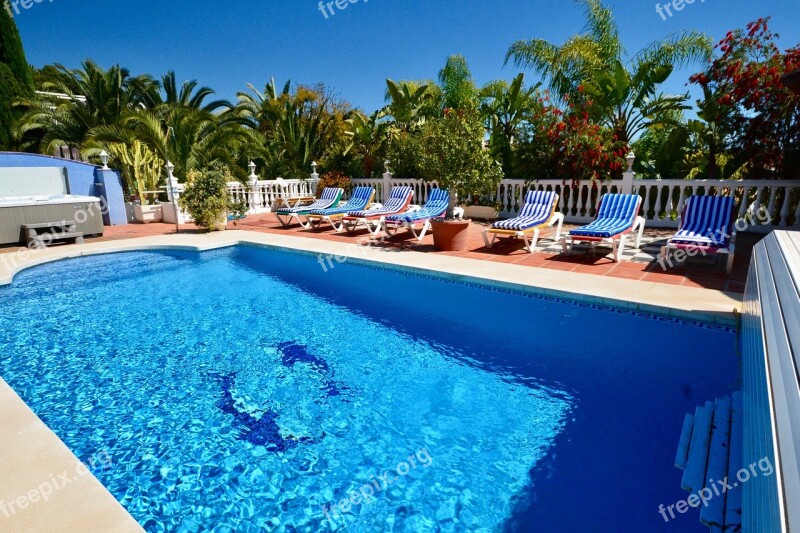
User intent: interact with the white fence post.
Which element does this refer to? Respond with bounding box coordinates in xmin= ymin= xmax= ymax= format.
xmin=382 ymin=160 xmax=392 ymax=203
xmin=248 ymin=161 xmax=259 ymax=214
xmin=621 ymin=152 xmax=636 ymax=194
xmin=162 ymin=160 xmax=188 ymax=225
xmin=310 ymin=161 xmax=320 ymax=194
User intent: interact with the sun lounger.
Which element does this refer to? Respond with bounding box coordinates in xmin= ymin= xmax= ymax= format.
xmin=303 ymin=186 xmax=376 ymax=231
xmin=560 ymin=193 xmax=645 ymax=262
xmin=383 ymin=188 xmax=450 ymax=241
xmin=659 ymin=195 xmax=736 ymax=274
xmin=275 ymin=187 xmax=343 ymax=227
xmin=482 ymin=190 xmax=563 ymax=253
xmin=342 ymin=186 xmax=414 ymax=235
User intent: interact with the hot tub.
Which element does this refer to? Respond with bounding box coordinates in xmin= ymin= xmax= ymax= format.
xmin=0 ymin=194 xmax=104 ymax=246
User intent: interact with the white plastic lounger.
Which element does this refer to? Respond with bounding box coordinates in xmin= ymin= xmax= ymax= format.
xmin=658 ymin=196 xmax=736 ymax=274
xmin=303 ymin=186 xmax=376 ymax=232
xmin=274 ymin=188 xmax=343 ymax=227
xmin=383 ymin=188 xmax=449 ymax=241
xmin=482 ymin=190 xmax=563 ymax=253
xmin=560 ymin=193 xmax=645 ymax=263
xmin=342 ymin=186 xmax=414 ymax=236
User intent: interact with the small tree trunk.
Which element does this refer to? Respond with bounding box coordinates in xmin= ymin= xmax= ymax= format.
xmin=446 ymin=189 xmax=457 ymax=219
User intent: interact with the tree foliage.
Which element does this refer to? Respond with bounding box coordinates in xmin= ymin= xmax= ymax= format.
xmin=417 ymin=107 xmax=503 ymax=217
xmin=690 ymin=18 xmax=800 ymax=179
xmin=0 ymin=7 xmax=33 ymax=150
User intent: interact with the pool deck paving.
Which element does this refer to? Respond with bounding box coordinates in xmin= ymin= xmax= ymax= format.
xmin=0 ymin=215 xmax=750 ymax=531
xmin=1 ymin=212 xmax=755 ymax=293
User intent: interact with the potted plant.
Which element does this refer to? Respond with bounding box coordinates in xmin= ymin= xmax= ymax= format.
xmin=180 ymin=167 xmax=240 ymax=232
xmin=418 ymin=107 xmax=503 ymax=250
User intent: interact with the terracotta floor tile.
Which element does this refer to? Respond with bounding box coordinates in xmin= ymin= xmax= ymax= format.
xmin=4 ymin=214 xmax=757 ymax=293
xmin=682 ymin=279 xmax=727 ymax=290
xmin=606 ymin=269 xmax=647 ymax=281
xmin=641 ymin=273 xmax=686 ymax=286
xmin=572 ymin=265 xmax=613 ymax=276
xmin=542 ymin=261 xmax=579 ymax=271
xmin=614 ymin=260 xmax=651 ymax=271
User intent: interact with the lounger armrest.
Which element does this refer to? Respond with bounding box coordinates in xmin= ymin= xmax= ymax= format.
xmin=367 ymin=203 xmax=383 ymax=211
xmin=407 ymin=205 xmax=422 ymax=213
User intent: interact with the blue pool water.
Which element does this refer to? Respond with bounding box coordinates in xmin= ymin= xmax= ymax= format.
xmin=0 ymin=246 xmax=739 ymax=531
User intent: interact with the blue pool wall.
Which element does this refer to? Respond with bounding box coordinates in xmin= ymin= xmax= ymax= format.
xmin=742 ymin=251 xmax=781 ymax=530
xmin=0 ymin=152 xmax=127 ymax=225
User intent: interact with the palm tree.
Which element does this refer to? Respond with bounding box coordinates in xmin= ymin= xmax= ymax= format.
xmin=14 ymin=60 xmax=158 ymax=153
xmin=87 ymin=106 xmax=249 ymax=184
xmin=580 ymin=59 xmax=690 ymax=144
xmin=383 ymin=79 xmax=434 ymax=131
xmin=438 ymin=55 xmax=477 ymax=110
xmin=506 ymin=0 xmax=711 ymax=103
xmin=153 ymin=71 xmax=230 ymax=112
xmin=480 ymin=73 xmax=540 ymax=175
xmin=235 ymin=78 xmax=292 ymax=136
xmin=505 ymin=0 xmax=711 ymax=145
xmin=343 ymin=110 xmax=387 ymax=178
xmin=235 ymin=80 xmax=345 ymax=179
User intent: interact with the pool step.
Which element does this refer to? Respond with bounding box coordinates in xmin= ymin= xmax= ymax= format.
xmin=674 ymin=391 xmax=742 ymax=532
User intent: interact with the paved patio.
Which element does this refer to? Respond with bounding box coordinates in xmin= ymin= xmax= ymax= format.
xmin=0 ymin=213 xmax=759 ymax=293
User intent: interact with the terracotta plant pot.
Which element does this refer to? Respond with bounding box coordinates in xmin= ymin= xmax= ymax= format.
xmin=431 ymin=219 xmax=471 ymax=251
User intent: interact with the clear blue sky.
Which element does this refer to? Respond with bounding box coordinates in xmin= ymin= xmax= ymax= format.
xmin=13 ymin=0 xmax=800 ymax=112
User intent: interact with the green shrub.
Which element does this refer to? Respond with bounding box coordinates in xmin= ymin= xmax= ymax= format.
xmin=417 ymin=107 xmax=503 ymax=218
xmin=386 ymin=129 xmax=424 ymax=180
xmin=179 ymin=168 xmax=237 ymax=231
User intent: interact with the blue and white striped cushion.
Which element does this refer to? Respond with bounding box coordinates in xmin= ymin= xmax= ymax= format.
xmin=386 ymin=188 xmax=450 ymax=223
xmin=347 ymin=186 xmax=413 ymax=218
xmin=671 ymin=196 xmax=734 ymax=247
xmin=309 ymin=186 xmax=374 ymax=216
xmin=276 ymin=188 xmax=341 ymax=214
xmin=491 ymin=191 xmax=556 ymax=231
xmin=569 ymin=194 xmax=641 ymax=238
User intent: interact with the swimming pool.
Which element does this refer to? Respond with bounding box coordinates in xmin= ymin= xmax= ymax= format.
xmin=0 ymin=245 xmax=739 ymax=531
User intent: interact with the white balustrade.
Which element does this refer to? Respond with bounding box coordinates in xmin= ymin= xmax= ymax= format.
xmin=226 ymin=178 xmax=319 ymax=214
xmin=348 ymin=176 xmax=800 ymax=232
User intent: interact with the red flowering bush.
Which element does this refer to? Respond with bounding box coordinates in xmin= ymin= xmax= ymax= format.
xmin=515 ymin=95 xmax=626 ymax=185
xmin=690 ymin=18 xmax=800 ymax=179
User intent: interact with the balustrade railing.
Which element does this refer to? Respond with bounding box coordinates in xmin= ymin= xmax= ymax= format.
xmin=161 ymin=158 xmax=798 ymax=232
xmin=352 ymin=176 xmax=800 ymax=232
xmin=229 ymin=179 xmax=318 ymax=214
